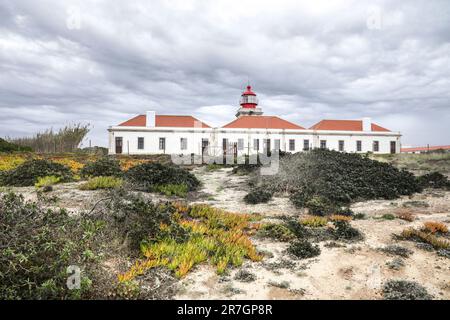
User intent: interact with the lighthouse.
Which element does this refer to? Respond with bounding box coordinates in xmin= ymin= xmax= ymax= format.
xmin=235 ymin=85 xmax=263 ymax=117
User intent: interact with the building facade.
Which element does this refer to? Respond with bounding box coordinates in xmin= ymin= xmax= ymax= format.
xmin=108 ymin=85 xmax=401 ymax=157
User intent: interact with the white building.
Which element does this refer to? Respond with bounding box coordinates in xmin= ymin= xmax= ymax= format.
xmin=108 ymin=85 xmax=401 ymax=157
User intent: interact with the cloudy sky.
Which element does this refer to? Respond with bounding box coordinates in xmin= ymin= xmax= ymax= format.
xmin=1 ymin=0 xmax=449 ymax=147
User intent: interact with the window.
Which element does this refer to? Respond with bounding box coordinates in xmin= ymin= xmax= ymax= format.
xmin=289 ymin=139 xmax=295 ymax=151
xmin=320 ymin=140 xmax=327 ymax=149
xmin=253 ymin=139 xmax=259 ymax=151
xmin=356 ymin=140 xmax=362 ymax=152
xmin=180 ymin=138 xmax=187 ymax=150
xmin=303 ymin=139 xmax=309 ymax=151
xmin=373 ymin=141 xmax=379 ymax=152
xmin=238 ymin=138 xmax=244 ymax=151
xmin=159 ymin=137 xmax=166 ymax=150
xmin=338 ymin=140 xmax=344 ymax=152
xmin=137 ymin=137 xmax=144 ymax=150
xmin=274 ymin=139 xmax=281 ymax=151
xmin=264 ymin=139 xmax=271 ymax=152
xmin=223 ymin=138 xmax=228 ymax=152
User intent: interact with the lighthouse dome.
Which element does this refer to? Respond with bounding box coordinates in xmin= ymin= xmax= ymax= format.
xmin=239 ymin=85 xmax=258 ymax=108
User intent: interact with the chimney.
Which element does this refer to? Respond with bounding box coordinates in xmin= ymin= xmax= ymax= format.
xmin=146 ymin=111 xmax=155 ymax=127
xmin=362 ymin=117 xmax=371 ymax=132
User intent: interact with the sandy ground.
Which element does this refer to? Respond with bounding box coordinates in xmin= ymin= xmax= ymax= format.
xmin=175 ymin=167 xmax=450 ymax=300
xmin=4 ymin=167 xmax=449 ymax=300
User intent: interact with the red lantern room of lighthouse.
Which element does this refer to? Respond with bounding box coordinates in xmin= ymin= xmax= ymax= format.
xmin=235 ymin=84 xmax=264 ymax=117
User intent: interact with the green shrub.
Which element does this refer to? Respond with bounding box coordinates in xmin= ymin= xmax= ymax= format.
xmin=125 ymin=163 xmax=199 ymax=192
xmin=152 ymin=184 xmax=188 ymax=197
xmin=0 ymin=138 xmax=32 ymax=152
xmin=287 ymin=239 xmax=321 ymax=259
xmin=0 ymin=192 xmax=106 ymax=299
xmin=417 ymin=172 xmax=450 ymax=189
xmin=244 ymin=188 xmax=273 ymax=204
xmin=80 ymin=157 xmax=122 ymax=178
xmin=0 ymin=159 xmax=72 ymax=186
xmin=35 ymin=176 xmax=61 ymax=188
xmin=79 ymin=176 xmax=123 ymax=190
xmin=258 ymin=223 xmax=296 ymax=241
xmin=332 ymin=221 xmax=363 ymax=241
xmin=353 ymin=213 xmax=366 ymax=220
xmin=382 ymin=280 xmax=433 ymax=300
xmin=380 ymin=213 xmax=396 ymax=220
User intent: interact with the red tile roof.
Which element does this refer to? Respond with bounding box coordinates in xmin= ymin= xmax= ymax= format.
xmin=118 ymin=115 xmax=211 ymax=128
xmin=401 ymin=145 xmax=450 ymax=152
xmin=310 ymin=120 xmax=390 ymax=132
xmin=222 ymin=116 xmax=304 ymax=129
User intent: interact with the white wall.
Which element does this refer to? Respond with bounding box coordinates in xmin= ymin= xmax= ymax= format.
xmin=108 ymin=127 xmax=402 ymax=155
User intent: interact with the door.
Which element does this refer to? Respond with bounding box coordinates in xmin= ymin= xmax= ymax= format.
xmin=390 ymin=141 xmax=396 ymax=154
xmin=233 ymin=142 xmax=238 ymax=160
xmin=264 ymin=139 xmax=271 ymax=155
xmin=202 ymin=138 xmax=209 ymax=162
xmin=115 ymin=137 xmax=123 ymax=154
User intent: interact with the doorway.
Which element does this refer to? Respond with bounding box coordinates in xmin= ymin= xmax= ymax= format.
xmin=115 ymin=137 xmax=123 ymax=154
xmin=390 ymin=141 xmax=396 ymax=154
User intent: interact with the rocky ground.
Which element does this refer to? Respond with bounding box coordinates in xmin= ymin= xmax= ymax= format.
xmin=4 ymin=166 xmax=450 ymax=300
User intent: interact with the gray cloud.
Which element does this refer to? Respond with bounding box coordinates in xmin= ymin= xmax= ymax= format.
xmin=0 ymin=0 xmax=449 ymax=147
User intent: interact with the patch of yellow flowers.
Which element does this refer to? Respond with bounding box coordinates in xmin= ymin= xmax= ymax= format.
xmin=0 ymin=154 xmax=27 ymax=171
xmin=118 ymin=204 xmax=262 ymax=282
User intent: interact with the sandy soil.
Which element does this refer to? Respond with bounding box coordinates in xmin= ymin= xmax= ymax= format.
xmin=4 ymin=167 xmax=449 ymax=300
xmin=175 ymin=167 xmax=450 ymax=300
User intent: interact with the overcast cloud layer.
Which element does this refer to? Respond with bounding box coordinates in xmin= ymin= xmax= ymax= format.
xmin=0 ymin=0 xmax=449 ymax=147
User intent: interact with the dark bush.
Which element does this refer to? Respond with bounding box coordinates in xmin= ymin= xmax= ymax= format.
xmin=80 ymin=157 xmax=122 ymax=178
xmin=258 ymin=223 xmax=296 ymax=241
xmin=417 ymin=172 xmax=450 ymax=189
xmin=0 ymin=192 xmax=107 ymax=299
xmin=255 ymin=149 xmax=422 ymax=210
xmin=284 ymin=218 xmax=309 ymax=239
xmin=0 ymin=138 xmax=32 ymax=152
xmin=0 ymin=159 xmax=72 ymax=186
xmin=244 ymin=188 xmax=273 ymax=204
xmin=125 ymin=163 xmax=200 ymax=192
xmin=234 ymin=270 xmax=257 ymax=282
xmin=380 ymin=245 xmax=413 ymax=258
xmin=332 ymin=221 xmax=364 ymax=241
xmin=107 ymin=190 xmax=175 ymax=251
xmin=382 ymin=280 xmax=433 ymax=300
xmin=304 ymin=195 xmax=336 ymax=216
xmin=287 ymin=239 xmax=321 ymax=259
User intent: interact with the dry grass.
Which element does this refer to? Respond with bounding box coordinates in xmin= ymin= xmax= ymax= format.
xmin=423 ymin=221 xmax=448 ymax=234
xmin=329 ymin=215 xmax=352 ymax=222
xmin=372 ymin=152 xmax=450 ymax=174
xmin=395 ymin=209 xmax=416 ymax=222
xmin=400 ymin=227 xmax=450 ymax=250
